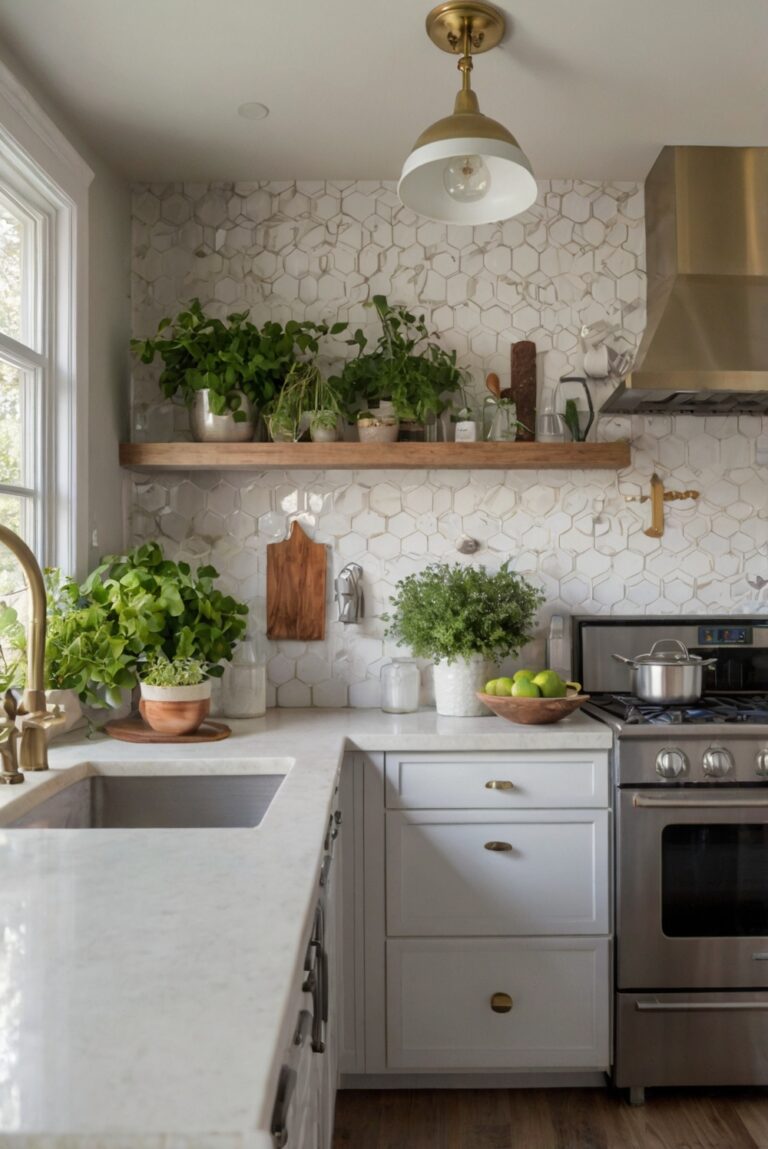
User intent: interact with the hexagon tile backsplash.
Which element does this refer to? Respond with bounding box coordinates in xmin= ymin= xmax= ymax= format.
xmin=130 ymin=180 xmax=768 ymax=707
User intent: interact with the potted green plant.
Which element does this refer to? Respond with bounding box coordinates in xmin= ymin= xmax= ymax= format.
xmin=83 ymin=542 xmax=249 ymax=674
xmin=138 ymin=655 xmax=211 ymax=736
xmin=264 ymin=362 xmax=347 ymax=443
xmin=384 ymin=561 xmax=544 ymax=717
xmin=356 ymin=410 xmax=399 ymax=444
xmin=336 ymin=295 xmax=467 ymax=441
xmin=131 ymin=299 xmax=345 ymax=443
xmin=0 ymin=570 xmax=136 ymax=734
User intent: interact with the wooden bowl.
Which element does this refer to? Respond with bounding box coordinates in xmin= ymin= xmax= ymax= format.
xmin=476 ymin=690 xmax=590 ymax=725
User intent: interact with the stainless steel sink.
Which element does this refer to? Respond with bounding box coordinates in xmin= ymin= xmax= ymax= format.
xmin=7 ymin=772 xmax=286 ymax=829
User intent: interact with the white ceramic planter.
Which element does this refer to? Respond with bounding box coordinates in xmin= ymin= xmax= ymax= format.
xmin=191 ymin=389 xmax=255 ymax=443
xmin=309 ymin=412 xmax=339 ymax=442
xmin=433 ymin=655 xmax=494 ymax=717
xmin=357 ymin=419 xmax=399 ymax=443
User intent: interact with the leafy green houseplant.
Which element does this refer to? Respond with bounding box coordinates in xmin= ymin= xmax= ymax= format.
xmin=384 ymin=561 xmax=544 ymax=716
xmin=131 ymin=298 xmax=345 ymax=439
xmin=337 ymin=295 xmax=467 ymax=435
xmin=83 ymin=542 xmax=248 ymax=676
xmin=265 ymin=361 xmax=347 ymax=443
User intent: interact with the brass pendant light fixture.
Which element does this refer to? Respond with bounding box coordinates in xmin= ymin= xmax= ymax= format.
xmin=398 ymin=1 xmax=537 ymax=225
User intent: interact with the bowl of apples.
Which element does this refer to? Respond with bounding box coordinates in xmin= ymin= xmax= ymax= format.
xmin=476 ymin=670 xmax=589 ymax=725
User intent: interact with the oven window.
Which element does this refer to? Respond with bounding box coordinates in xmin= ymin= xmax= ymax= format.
xmin=662 ymin=824 xmax=768 ymax=937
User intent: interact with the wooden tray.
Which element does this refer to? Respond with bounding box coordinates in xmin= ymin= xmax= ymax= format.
xmin=104 ymin=717 xmax=231 ymax=744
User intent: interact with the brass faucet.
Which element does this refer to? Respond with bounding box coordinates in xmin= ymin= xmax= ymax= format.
xmin=0 ymin=524 xmax=63 ymax=782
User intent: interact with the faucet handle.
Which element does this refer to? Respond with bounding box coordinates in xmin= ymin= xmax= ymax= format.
xmin=0 ymin=691 xmax=23 ymax=785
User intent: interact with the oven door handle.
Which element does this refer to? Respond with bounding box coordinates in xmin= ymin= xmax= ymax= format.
xmin=636 ymin=1001 xmax=768 ymax=1013
xmin=632 ymin=794 xmax=768 ymax=810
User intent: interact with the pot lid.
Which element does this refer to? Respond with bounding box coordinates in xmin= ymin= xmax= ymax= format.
xmin=632 ymin=639 xmax=704 ymax=666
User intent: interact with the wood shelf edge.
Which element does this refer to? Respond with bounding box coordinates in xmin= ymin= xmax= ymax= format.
xmin=119 ymin=440 xmax=631 ymax=472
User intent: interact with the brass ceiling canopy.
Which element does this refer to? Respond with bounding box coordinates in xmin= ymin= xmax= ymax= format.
xmin=397 ymin=2 xmax=536 ymax=226
xmin=425 ymin=1 xmax=506 ymax=54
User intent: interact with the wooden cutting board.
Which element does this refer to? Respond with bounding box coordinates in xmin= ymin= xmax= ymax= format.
xmin=267 ymin=520 xmax=327 ymax=641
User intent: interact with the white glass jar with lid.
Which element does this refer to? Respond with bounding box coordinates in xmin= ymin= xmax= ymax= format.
xmin=381 ymin=659 xmax=421 ymax=714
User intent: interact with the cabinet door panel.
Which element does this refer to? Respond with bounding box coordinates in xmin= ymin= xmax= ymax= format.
xmin=387 ymin=809 xmax=609 ymax=936
xmin=387 ymin=937 xmax=610 ymax=1070
xmin=385 ymin=752 xmax=609 ymax=810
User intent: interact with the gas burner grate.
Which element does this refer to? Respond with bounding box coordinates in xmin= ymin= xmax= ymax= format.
xmin=590 ymin=693 xmax=768 ymax=726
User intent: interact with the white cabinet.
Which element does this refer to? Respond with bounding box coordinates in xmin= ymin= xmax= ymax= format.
xmin=361 ymin=748 xmax=612 ymax=1077
xmin=387 ymin=937 xmax=610 ymax=1070
xmin=386 ymin=809 xmax=609 ymax=936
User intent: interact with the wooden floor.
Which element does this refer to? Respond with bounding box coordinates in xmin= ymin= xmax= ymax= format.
xmin=332 ymin=1087 xmax=768 ymax=1148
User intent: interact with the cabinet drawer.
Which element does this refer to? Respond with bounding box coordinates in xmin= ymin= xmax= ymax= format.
xmin=386 ymin=809 xmax=609 ymax=936
xmin=387 ymin=937 xmax=610 ymax=1070
xmin=385 ymin=751 xmax=609 ymax=810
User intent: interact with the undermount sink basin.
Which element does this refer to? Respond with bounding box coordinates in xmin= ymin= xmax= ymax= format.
xmin=7 ymin=771 xmax=287 ymax=829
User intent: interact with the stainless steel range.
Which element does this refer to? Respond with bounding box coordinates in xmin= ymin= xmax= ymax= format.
xmin=574 ymin=615 xmax=768 ymax=1105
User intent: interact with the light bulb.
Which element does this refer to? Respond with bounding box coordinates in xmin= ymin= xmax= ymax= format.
xmin=443 ymin=155 xmax=491 ymax=203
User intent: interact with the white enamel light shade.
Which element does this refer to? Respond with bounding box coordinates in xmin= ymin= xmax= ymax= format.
xmin=398 ymin=136 xmax=537 ymax=225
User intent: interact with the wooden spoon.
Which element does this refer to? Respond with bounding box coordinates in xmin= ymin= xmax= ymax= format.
xmin=486 ymin=372 xmax=501 ymax=398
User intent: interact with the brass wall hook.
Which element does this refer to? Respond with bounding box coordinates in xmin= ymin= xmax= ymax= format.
xmin=623 ymin=473 xmax=699 ymax=538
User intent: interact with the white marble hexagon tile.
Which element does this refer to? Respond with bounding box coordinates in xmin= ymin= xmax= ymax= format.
xmin=129 ymin=181 xmax=768 ymax=707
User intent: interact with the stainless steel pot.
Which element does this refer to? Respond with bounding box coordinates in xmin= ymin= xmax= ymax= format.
xmin=612 ymin=639 xmax=717 ymax=704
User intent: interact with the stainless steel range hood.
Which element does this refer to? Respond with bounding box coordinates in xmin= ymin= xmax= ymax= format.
xmin=602 ymin=146 xmax=768 ymax=415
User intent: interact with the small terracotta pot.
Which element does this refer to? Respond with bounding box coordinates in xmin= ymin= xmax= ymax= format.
xmin=139 ymin=681 xmax=211 ymax=736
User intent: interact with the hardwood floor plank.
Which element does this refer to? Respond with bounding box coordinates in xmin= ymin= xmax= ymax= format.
xmin=332 ymin=1087 xmax=768 ymax=1149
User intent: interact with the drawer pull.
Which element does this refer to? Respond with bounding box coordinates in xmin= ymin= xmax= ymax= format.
xmin=485 ymin=780 xmax=515 ymax=791
xmin=484 ymin=840 xmax=513 ymax=852
xmin=491 ymin=992 xmax=513 ymax=1014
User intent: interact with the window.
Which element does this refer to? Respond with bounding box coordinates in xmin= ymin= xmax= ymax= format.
xmin=0 ymin=59 xmax=93 ymax=592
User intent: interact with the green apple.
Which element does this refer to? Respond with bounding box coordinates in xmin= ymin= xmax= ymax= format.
xmin=532 ymin=670 xmax=567 ymax=698
xmin=484 ymin=679 xmax=498 ymax=695
xmin=494 ymin=677 xmax=515 ymax=697
xmin=513 ymin=668 xmax=535 ymax=682
xmin=511 ymin=678 xmax=541 ymax=698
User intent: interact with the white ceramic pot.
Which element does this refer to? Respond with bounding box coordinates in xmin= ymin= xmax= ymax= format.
xmin=357 ymin=418 xmax=399 ymax=444
xmin=433 ymin=655 xmax=494 ymax=717
xmin=44 ymin=688 xmax=85 ymax=740
xmin=309 ymin=412 xmax=339 ymax=443
xmin=191 ymin=389 xmax=255 ymax=443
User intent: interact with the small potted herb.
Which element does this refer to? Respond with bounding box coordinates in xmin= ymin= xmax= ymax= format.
xmin=356 ymin=410 xmax=399 ymax=444
xmin=139 ymin=655 xmax=211 ymax=736
xmin=131 ymin=299 xmax=345 ymax=443
xmin=336 ymin=295 xmax=467 ymax=441
xmin=384 ymin=561 xmax=544 ymax=716
xmin=264 ymin=362 xmax=346 ymax=443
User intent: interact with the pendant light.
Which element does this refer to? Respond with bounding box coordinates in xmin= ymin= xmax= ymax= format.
xmin=398 ymin=1 xmax=537 ymax=226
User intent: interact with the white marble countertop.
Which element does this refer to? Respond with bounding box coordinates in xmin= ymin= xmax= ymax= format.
xmin=0 ymin=707 xmax=612 ymax=1148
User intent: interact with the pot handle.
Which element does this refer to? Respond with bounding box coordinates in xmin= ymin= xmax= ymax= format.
xmin=648 ymin=639 xmax=689 ymax=658
xmin=612 ymin=653 xmax=635 ymax=665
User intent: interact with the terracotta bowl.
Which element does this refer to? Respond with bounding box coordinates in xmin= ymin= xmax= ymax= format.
xmin=476 ymin=690 xmax=590 ymax=726
xmin=139 ymin=697 xmax=210 ymax=736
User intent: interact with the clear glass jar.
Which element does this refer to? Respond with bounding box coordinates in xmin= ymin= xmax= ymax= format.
xmin=381 ymin=659 xmax=420 ymax=714
xmin=222 ymin=636 xmax=266 ymax=718
xmin=487 ymin=399 xmax=518 ymax=441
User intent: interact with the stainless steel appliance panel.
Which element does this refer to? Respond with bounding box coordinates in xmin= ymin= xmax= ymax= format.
xmin=617 ymin=788 xmax=768 ymax=989
xmin=615 ymin=991 xmax=768 ymax=1088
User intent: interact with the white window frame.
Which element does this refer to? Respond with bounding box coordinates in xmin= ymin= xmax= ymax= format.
xmin=0 ymin=59 xmax=93 ymax=576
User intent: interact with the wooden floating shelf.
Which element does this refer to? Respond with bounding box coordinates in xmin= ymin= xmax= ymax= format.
xmin=120 ymin=440 xmax=630 ymax=472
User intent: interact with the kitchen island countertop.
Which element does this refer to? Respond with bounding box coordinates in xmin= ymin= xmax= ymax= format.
xmin=0 ymin=707 xmax=611 ymax=1148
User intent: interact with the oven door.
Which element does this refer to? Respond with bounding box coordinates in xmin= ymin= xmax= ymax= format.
xmin=618 ymin=788 xmax=768 ymax=989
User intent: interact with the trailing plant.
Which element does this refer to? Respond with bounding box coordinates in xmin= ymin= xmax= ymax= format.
xmin=131 ymin=298 xmax=346 ymax=418
xmin=82 ymin=542 xmax=248 ymax=676
xmin=335 ymin=295 xmax=467 ymax=422
xmin=0 ymin=570 xmax=136 ymax=707
xmin=383 ymin=561 xmax=544 ymax=665
xmin=264 ymin=361 xmax=346 ymax=442
xmin=141 ymin=655 xmax=208 ymax=687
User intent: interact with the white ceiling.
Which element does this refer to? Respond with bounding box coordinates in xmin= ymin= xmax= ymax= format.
xmin=0 ymin=0 xmax=767 ymax=182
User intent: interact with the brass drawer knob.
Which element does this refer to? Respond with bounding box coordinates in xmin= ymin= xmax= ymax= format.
xmin=485 ymin=780 xmax=514 ymax=790
xmin=484 ymin=840 xmax=513 ymax=851
xmin=491 ymin=992 xmax=513 ymax=1014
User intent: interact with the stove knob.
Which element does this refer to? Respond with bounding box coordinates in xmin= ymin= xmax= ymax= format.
xmin=757 ymin=750 xmax=768 ymax=778
xmin=702 ymin=745 xmax=734 ymax=778
xmin=656 ymin=748 xmax=687 ymax=779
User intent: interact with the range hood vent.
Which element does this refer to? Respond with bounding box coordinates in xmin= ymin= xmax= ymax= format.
xmin=602 ymin=146 xmax=768 ymax=415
